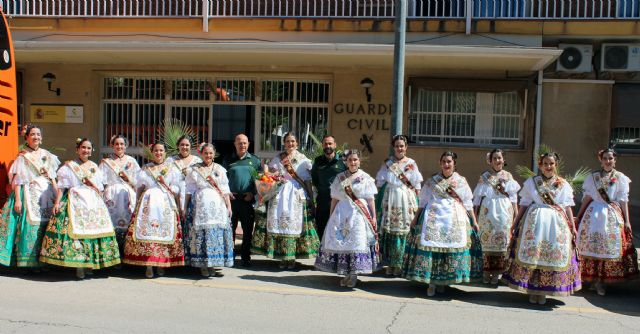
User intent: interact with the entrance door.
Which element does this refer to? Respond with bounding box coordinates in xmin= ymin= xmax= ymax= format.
xmin=211 ymin=104 xmax=255 ymax=163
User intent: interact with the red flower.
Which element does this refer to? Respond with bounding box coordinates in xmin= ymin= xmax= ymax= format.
xmin=610 ymin=177 xmax=618 ymax=185
xmin=404 ymin=164 xmax=414 ymax=172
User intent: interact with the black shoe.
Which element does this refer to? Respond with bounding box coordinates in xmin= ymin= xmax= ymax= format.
xmin=241 ymin=259 xmax=252 ymax=268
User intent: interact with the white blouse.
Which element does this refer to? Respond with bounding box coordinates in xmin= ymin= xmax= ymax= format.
xmin=10 ymin=149 xmax=60 ymax=186
xmin=185 ymin=163 xmax=231 ymax=195
xmin=57 ymin=161 xmax=105 ymax=191
xmin=582 ymin=170 xmax=631 ymax=203
xmin=375 ymin=157 xmax=423 ymax=190
xmin=268 ymin=150 xmax=312 ymax=183
xmin=330 ymin=170 xmax=378 ymax=201
xmin=136 ymin=161 xmax=181 ymax=194
xmin=519 ymin=177 xmax=575 ymax=208
xmin=419 ymin=172 xmax=474 ymax=211
xmin=472 ymin=170 xmax=520 ymax=206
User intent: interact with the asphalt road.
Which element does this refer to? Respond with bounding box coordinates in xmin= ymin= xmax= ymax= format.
xmin=0 ymin=256 xmax=638 ymax=334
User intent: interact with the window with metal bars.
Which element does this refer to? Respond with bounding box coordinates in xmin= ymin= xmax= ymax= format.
xmin=259 ymin=80 xmax=330 ymax=153
xmin=408 ymin=89 xmax=524 ymax=147
xmin=101 ymin=76 xmax=330 ymax=159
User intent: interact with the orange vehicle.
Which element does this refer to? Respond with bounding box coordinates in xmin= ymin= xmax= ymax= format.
xmin=0 ymin=9 xmax=18 ymax=207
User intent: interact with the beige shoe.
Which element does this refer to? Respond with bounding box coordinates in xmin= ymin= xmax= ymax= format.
xmin=595 ymin=282 xmax=606 ymax=296
xmin=145 ymin=266 xmax=154 ymax=279
xmin=482 ymin=272 xmax=490 ymax=284
xmin=529 ymin=294 xmax=537 ymax=304
xmin=200 ymin=267 xmax=210 ymax=277
xmin=287 ymin=260 xmax=296 ymax=269
xmin=278 ymin=260 xmax=287 ymax=269
xmin=537 ymin=295 xmax=547 ymax=305
xmin=490 ymin=275 xmax=499 ymax=285
xmin=156 ymin=267 xmax=165 ymax=276
xmin=393 ymin=267 xmax=402 ymax=277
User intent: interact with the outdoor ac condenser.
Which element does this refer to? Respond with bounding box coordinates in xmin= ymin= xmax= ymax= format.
xmin=600 ymin=43 xmax=640 ymax=72
xmin=556 ymin=44 xmax=593 ymax=73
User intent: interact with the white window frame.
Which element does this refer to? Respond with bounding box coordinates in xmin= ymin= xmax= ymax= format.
xmin=408 ymin=87 xmax=526 ymax=148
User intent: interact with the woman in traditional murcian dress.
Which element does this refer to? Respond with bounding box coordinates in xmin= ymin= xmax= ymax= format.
xmin=576 ymin=148 xmax=638 ymax=296
xmin=0 ymin=125 xmax=60 ymax=268
xmin=184 ymin=143 xmax=234 ymax=277
xmin=99 ymin=134 xmax=141 ymax=256
xmin=167 ymin=135 xmax=202 ymax=264
xmin=251 ymin=132 xmax=319 ymax=269
xmin=502 ymin=152 xmax=581 ymax=305
xmin=375 ymin=135 xmax=422 ymax=276
xmin=315 ymin=149 xmax=378 ymax=288
xmin=403 ymin=151 xmax=483 ymax=297
xmin=123 ymin=142 xmax=185 ymax=278
xmin=40 ymin=138 xmax=121 ymax=279
xmin=472 ymin=149 xmax=520 ymax=285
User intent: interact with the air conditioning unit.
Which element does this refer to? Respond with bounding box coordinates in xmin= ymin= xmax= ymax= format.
xmin=600 ymin=43 xmax=640 ymax=72
xmin=556 ymin=44 xmax=593 ymax=73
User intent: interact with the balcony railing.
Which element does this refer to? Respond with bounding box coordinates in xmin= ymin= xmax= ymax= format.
xmin=1 ymin=0 xmax=638 ymax=19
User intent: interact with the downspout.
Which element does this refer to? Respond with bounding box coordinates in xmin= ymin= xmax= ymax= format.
xmin=533 ymin=70 xmax=543 ymax=173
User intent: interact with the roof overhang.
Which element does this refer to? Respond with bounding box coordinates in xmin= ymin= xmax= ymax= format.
xmin=14 ymin=41 xmax=561 ymax=72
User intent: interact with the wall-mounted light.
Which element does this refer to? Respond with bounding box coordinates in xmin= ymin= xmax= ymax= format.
xmin=42 ymin=72 xmax=61 ymax=96
xmin=360 ymin=77 xmax=374 ymax=102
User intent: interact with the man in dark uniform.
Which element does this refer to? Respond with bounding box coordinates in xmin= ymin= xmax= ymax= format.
xmin=222 ymin=133 xmax=262 ymax=267
xmin=311 ymin=135 xmax=346 ymax=241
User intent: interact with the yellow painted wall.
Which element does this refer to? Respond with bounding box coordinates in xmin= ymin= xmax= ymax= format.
xmin=540 ymin=82 xmax=612 ymax=176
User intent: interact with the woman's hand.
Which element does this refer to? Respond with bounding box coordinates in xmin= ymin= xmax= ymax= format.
xmin=227 ymin=205 xmax=233 ymax=219
xmin=13 ymin=200 xmax=22 ymax=214
xmin=472 ymin=222 xmax=479 ymax=233
xmin=52 ymin=202 xmax=60 ymax=215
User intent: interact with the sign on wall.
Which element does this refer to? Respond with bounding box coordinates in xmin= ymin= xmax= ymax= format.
xmin=29 ymin=105 xmax=84 ymax=123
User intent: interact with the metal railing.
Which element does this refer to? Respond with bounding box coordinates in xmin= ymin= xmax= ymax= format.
xmin=1 ymin=0 xmax=638 ymax=19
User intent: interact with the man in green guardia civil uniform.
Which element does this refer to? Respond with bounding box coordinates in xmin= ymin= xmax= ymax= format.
xmin=311 ymin=135 xmax=346 ymax=241
xmin=222 ymin=133 xmax=262 ymax=267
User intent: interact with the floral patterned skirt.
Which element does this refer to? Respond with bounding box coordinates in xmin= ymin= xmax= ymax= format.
xmin=186 ymin=222 xmax=234 ymax=268
xmin=0 ymin=190 xmax=48 ymax=267
xmin=402 ymin=221 xmax=483 ymax=285
xmin=40 ymin=193 xmax=121 ymax=269
xmin=580 ymin=228 xmax=639 ymax=283
xmin=315 ymin=245 xmax=378 ymax=275
xmin=502 ymin=219 xmax=581 ymax=296
xmin=380 ymin=232 xmax=408 ymax=269
xmin=483 ymin=253 xmax=508 ymax=275
xmin=123 ymin=214 xmax=185 ymax=267
xmin=251 ymin=202 xmax=319 ymax=260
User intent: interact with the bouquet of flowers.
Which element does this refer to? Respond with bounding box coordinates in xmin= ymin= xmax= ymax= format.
xmin=255 ymin=173 xmax=285 ymax=204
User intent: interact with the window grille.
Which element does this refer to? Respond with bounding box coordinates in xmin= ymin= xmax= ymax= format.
xmin=102 ymin=75 xmax=330 ymax=159
xmin=409 ymin=88 xmax=524 ymax=147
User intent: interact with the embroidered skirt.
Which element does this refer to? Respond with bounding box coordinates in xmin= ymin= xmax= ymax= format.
xmin=315 ymin=245 xmax=378 ymax=275
xmin=402 ymin=215 xmax=483 ymax=285
xmin=380 ymin=232 xmax=408 ymax=269
xmin=123 ymin=214 xmax=185 ymax=267
xmin=40 ymin=193 xmax=121 ymax=269
xmin=0 ymin=190 xmax=48 ymax=267
xmin=580 ymin=228 xmax=639 ymax=283
xmin=502 ymin=217 xmax=581 ymax=296
xmin=251 ymin=202 xmax=319 ymax=260
xmin=185 ymin=208 xmax=234 ymax=268
xmin=483 ymin=254 xmax=508 ymax=275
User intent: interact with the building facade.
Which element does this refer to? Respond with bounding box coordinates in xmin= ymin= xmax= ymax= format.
xmin=3 ymin=0 xmax=640 ymax=213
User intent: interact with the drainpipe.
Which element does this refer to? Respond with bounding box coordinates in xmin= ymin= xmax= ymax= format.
xmin=202 ymin=0 xmax=209 ymax=33
xmin=533 ymin=69 xmax=543 ymax=173
xmin=391 ymin=0 xmax=407 ymax=139
xmin=465 ymin=0 xmax=472 ymax=35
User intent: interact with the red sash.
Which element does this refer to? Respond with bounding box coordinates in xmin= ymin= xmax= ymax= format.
xmin=385 ymin=159 xmax=415 ymax=190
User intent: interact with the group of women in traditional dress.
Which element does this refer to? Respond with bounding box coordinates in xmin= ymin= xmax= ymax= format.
xmin=313 ymin=135 xmax=637 ymax=305
xmin=0 ymin=127 xmax=637 ymax=305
